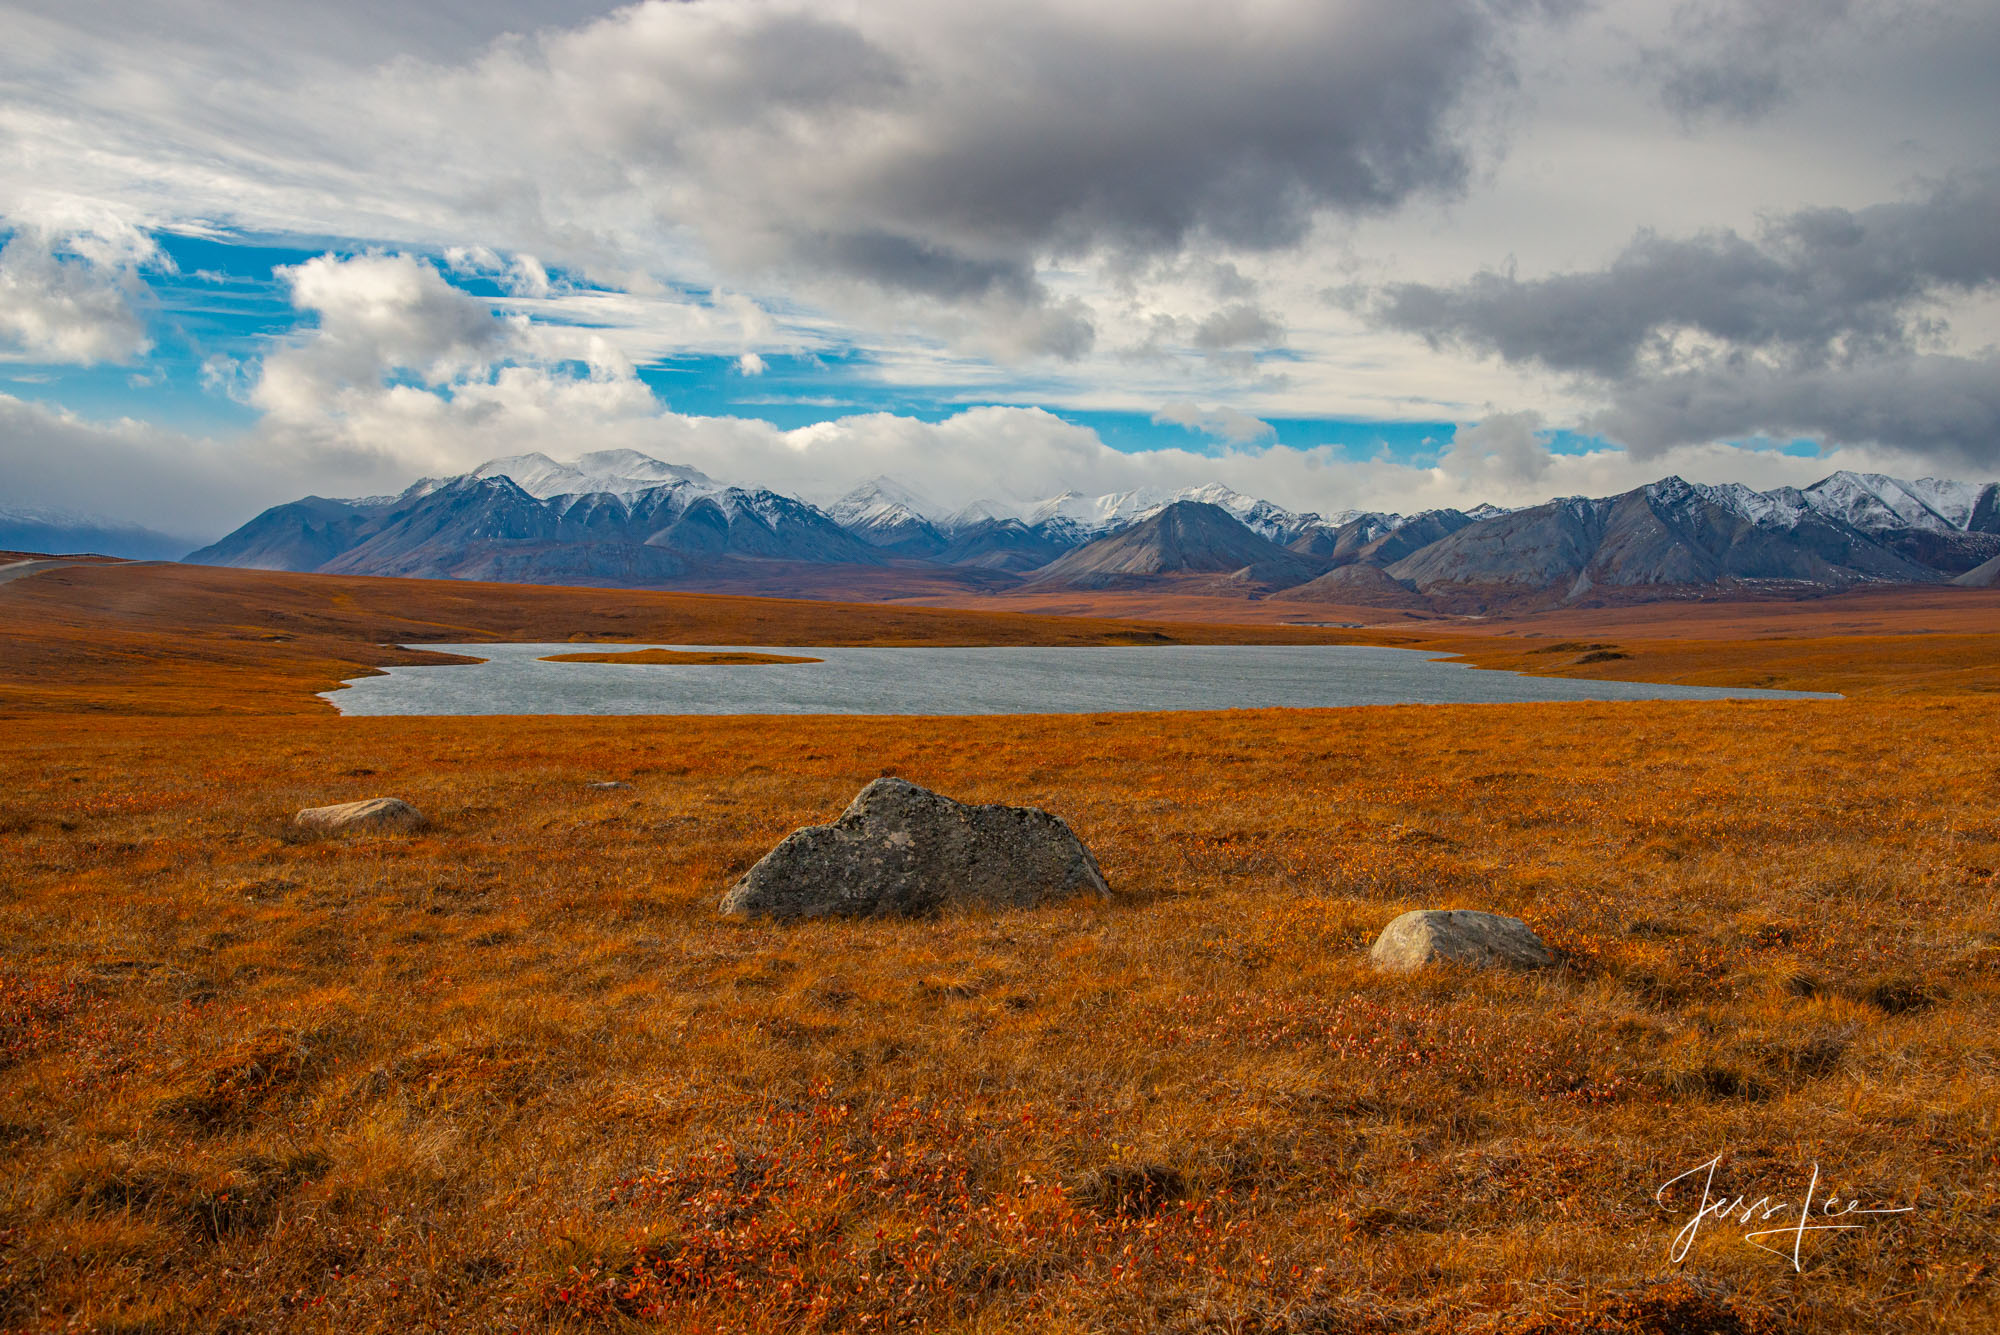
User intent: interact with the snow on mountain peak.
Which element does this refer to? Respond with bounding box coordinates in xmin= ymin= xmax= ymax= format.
xmin=943 ymin=498 xmax=1025 ymax=527
xmin=1011 ymin=482 xmax=1312 ymax=538
xmin=1900 ymin=477 xmax=1990 ymax=529
xmin=1802 ymin=471 xmax=1966 ymax=532
xmin=826 ymin=476 xmax=941 ymax=527
xmin=360 ymin=460 xmax=1993 ymax=553
xmin=472 ymin=450 xmax=720 ymax=501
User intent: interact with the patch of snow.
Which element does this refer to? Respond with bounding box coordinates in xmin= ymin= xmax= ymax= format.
xmin=1901 ymin=477 xmax=1992 ymax=529
xmin=1802 ymin=471 xmax=1961 ymax=532
xmin=827 ymin=477 xmax=942 ymax=531
xmin=943 ymin=498 xmax=1026 ymax=527
xmin=473 ymin=449 xmax=721 ymax=501
xmin=1708 ymin=481 xmax=1807 ymax=527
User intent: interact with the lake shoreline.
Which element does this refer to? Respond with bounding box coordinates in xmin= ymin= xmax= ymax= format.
xmin=323 ymin=642 xmax=1842 ymax=717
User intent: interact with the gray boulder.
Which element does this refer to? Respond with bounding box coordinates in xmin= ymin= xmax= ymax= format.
xmin=293 ymin=797 xmax=427 ymax=836
xmin=1370 ymin=909 xmax=1554 ymax=972
xmin=720 ymin=777 xmax=1110 ymax=920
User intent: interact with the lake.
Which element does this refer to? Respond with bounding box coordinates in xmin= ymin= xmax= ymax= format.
xmin=322 ymin=643 xmax=1840 ymax=716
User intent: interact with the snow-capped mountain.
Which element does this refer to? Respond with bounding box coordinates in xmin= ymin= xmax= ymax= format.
xmin=1666 ymin=471 xmax=1998 ymax=536
xmin=1799 ymin=472 xmax=1993 ymax=533
xmin=1028 ymin=500 xmax=1326 ymax=591
xmin=954 ymin=482 xmax=1321 ymax=543
xmin=185 ymin=450 xmax=1999 ymax=608
xmin=1655 ymin=472 xmax=2000 ymax=574
xmin=1369 ymin=473 xmax=1996 ymax=609
xmin=187 ymin=460 xmax=879 ymax=583
xmin=470 ymin=450 xmax=721 ymax=501
xmin=824 ymin=478 xmax=949 ymax=556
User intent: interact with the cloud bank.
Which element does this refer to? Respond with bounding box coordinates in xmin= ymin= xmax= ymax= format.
xmin=4 ymin=252 xmax=1954 ymax=542
xmin=1373 ymin=169 xmax=2000 ymax=466
xmin=1 ymin=0 xmax=1571 ymax=360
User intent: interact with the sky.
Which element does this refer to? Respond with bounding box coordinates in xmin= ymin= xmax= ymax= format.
xmin=2 ymin=0 xmax=1997 ymax=541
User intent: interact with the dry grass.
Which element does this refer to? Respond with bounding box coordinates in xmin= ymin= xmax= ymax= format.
xmin=0 ymin=562 xmax=1368 ymax=716
xmin=0 ymin=565 xmax=1996 ymax=1332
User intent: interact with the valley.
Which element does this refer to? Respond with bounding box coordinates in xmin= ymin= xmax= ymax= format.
xmin=11 ymin=7 xmax=1998 ymax=1332
xmin=0 ymin=560 xmax=1996 ymax=1332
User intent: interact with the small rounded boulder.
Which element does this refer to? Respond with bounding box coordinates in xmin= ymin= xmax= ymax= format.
xmin=1369 ymin=908 xmax=1554 ymax=972
xmin=293 ymin=797 xmax=427 ymax=836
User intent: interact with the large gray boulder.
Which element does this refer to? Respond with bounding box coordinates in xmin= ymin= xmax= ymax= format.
xmin=720 ymin=777 xmax=1110 ymax=920
xmin=1370 ymin=909 xmax=1554 ymax=972
xmin=293 ymin=797 xmax=427 ymax=836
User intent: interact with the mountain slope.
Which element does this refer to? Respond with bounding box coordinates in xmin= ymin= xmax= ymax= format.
xmin=1789 ymin=472 xmax=2000 ymax=574
xmin=1288 ymin=509 xmax=1475 ymax=568
xmin=181 ymin=450 xmax=2000 ymax=605
xmin=936 ymin=518 xmax=1075 ymax=572
xmin=826 ymin=478 xmax=949 ymax=558
xmin=1384 ymin=478 xmax=1942 ymax=609
xmin=1025 ymin=501 xmax=1327 ymax=590
xmin=0 ymin=507 xmax=201 ymax=562
xmin=184 ymin=497 xmax=387 ymax=571
xmin=1955 ymin=553 xmax=2000 ymax=587
xmin=192 ymin=471 xmax=883 ymax=588
xmin=1271 ymin=561 xmax=1428 ymax=608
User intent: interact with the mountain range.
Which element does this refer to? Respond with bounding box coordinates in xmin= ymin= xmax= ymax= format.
xmin=0 ymin=506 xmax=198 ymax=562
xmin=184 ymin=450 xmax=2000 ymax=610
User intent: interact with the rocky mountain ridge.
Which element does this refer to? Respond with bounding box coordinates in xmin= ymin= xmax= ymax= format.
xmin=184 ymin=452 xmax=2000 ymax=611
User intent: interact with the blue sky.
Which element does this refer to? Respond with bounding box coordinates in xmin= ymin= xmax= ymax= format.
xmin=11 ymin=228 xmax=1469 ymax=457
xmin=2 ymin=224 xmax=1484 ymax=484
xmin=0 ymin=223 xmax=1818 ymax=491
xmin=1 ymin=1 xmax=1995 ymax=537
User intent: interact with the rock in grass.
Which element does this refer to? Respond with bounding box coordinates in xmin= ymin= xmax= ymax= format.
xmin=293 ymin=797 xmax=426 ymax=836
xmin=1369 ymin=909 xmax=1554 ymax=972
xmin=720 ymin=777 xmax=1109 ymax=920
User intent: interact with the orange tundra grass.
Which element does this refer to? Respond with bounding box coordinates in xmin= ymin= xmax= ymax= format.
xmin=0 ymin=564 xmax=1996 ymax=1331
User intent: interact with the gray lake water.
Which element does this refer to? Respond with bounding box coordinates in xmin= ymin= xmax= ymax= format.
xmin=323 ymin=643 xmax=1839 ymax=716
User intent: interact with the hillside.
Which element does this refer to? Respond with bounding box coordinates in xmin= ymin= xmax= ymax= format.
xmin=1024 ymin=500 xmax=1328 ymax=590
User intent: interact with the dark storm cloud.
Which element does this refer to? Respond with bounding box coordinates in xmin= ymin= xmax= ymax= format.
xmin=480 ymin=0 xmax=1571 ymax=353
xmin=0 ymin=0 xmax=1584 ymax=361
xmin=3 ymin=0 xmax=628 ymax=67
xmin=1193 ymin=304 xmax=1284 ymax=351
xmin=842 ymin=5 xmax=1495 ymax=258
xmin=1372 ymin=168 xmax=2000 ymax=462
xmin=1591 ymin=352 xmax=2000 ymax=468
xmin=1373 ymin=170 xmax=2000 ymax=378
xmin=1642 ymin=0 xmax=1859 ymax=124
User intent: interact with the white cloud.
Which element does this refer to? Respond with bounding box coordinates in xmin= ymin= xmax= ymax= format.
xmin=1152 ymin=402 xmax=1278 ymax=445
xmin=0 ymin=224 xmax=158 ymax=364
xmin=1437 ymin=410 xmax=1553 ymax=490
xmin=0 ymin=0 xmax=1573 ymax=370
xmin=252 ymin=252 xmax=518 ymax=423
xmin=0 ymin=393 xmax=337 ymax=536
xmin=3 ymin=358 xmax=1948 ymax=546
xmin=221 ymin=291 xmax=1946 ymax=525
